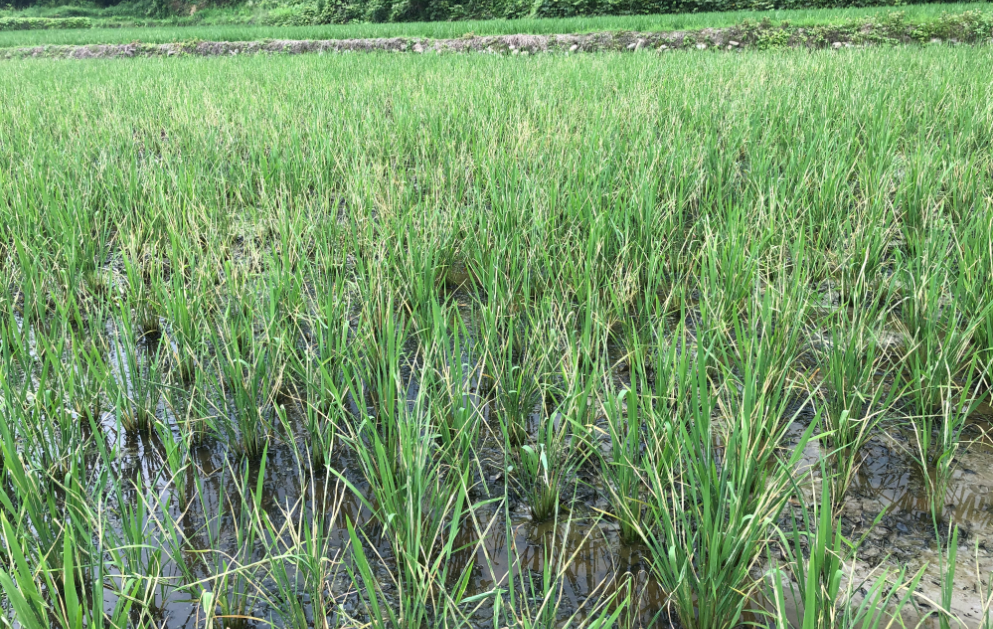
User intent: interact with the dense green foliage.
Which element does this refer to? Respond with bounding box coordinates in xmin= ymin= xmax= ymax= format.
xmin=0 ymin=15 xmax=90 ymax=28
xmin=0 ymin=0 xmax=983 ymax=25
xmin=1 ymin=47 xmax=991 ymax=627
xmin=0 ymin=1 xmax=986 ymax=46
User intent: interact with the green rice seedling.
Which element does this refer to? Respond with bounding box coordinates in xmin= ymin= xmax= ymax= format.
xmin=764 ymin=465 xmax=890 ymax=629
xmin=110 ymin=305 xmax=163 ymax=434
xmin=835 ymin=208 xmax=898 ymax=308
xmin=207 ymin=318 xmax=282 ymax=460
xmin=9 ymin=333 xmax=88 ymax=479
xmin=350 ymin=292 xmax=406 ymax=412
xmin=698 ymin=210 xmax=767 ymax=333
xmin=308 ymin=282 xmax=352 ymax=413
xmin=0 ymin=512 xmax=138 ymax=629
xmin=193 ymin=451 xmax=270 ymax=629
xmin=12 ymin=237 xmax=48 ymax=326
xmin=385 ymin=209 xmax=456 ymax=339
xmin=817 ymin=302 xmax=899 ymax=507
xmin=933 ymin=525 xmax=960 ymax=629
xmin=599 ymin=382 xmax=644 ymax=545
xmin=302 ymin=372 xmax=343 ymax=472
xmin=717 ymin=285 xmax=810 ymax=505
xmin=557 ymin=348 xmax=600 ymax=469
xmin=122 ymin=255 xmax=163 ymax=341
xmin=514 ymin=413 xmax=572 ymax=523
xmin=767 ymin=522 xmax=927 ymax=629
xmin=65 ymin=329 xmax=109 ymax=425
xmin=955 ymin=213 xmax=993 ymax=388
xmin=147 ymin=481 xmax=201 ymax=594
xmin=899 ymin=226 xmax=984 ymax=521
xmin=424 ymin=314 xmax=483 ymax=485
xmin=720 ymin=264 xmax=808 ymax=393
xmin=156 ymin=261 xmax=205 ymax=383
xmin=974 ymin=539 xmax=993 ymax=629
xmin=913 ymin=361 xmax=985 ymax=523
xmin=0 ymin=449 xmax=112 ymax=621
xmin=266 ymin=209 xmax=309 ymax=327
xmin=0 ymin=415 xmax=66 ymax=571
xmin=567 ymin=277 xmax=613 ymax=370
xmin=337 ymin=389 xmax=474 ymax=629
xmin=107 ymin=475 xmax=167 ymax=620
xmin=636 ymin=332 xmax=815 ymax=629
xmin=260 ymin=474 xmax=348 ymax=629
xmin=154 ymin=413 xmax=192 ymax=507
xmin=0 ymin=296 xmax=32 ymax=374
xmin=488 ymin=311 xmax=546 ymax=447
xmin=343 ymin=513 xmax=480 ymax=629
xmin=498 ymin=360 xmax=544 ymax=447
xmin=176 ymin=362 xmax=219 ymax=446
xmin=259 ymin=271 xmax=306 ymax=392
xmin=767 ymin=513 xmax=840 ymax=628
xmin=899 ymin=226 xmax=974 ymax=420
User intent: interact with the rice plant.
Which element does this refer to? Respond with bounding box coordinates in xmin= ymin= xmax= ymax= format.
xmin=514 ymin=413 xmax=572 ymax=523
xmin=337 ymin=385 xmax=475 ymax=629
xmin=599 ymin=382 xmax=644 ymax=546
xmin=110 ymin=305 xmax=163 ymax=434
xmin=636 ymin=332 xmax=816 ymax=629
xmin=817 ymin=300 xmax=898 ymax=507
xmin=207 ymin=317 xmax=282 ymax=459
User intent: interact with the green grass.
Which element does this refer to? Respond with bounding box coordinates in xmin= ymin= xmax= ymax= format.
xmin=0 ymin=1 xmax=987 ymax=46
xmin=1 ymin=45 xmax=993 ymax=627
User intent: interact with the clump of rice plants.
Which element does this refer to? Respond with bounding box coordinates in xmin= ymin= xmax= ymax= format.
xmin=817 ymin=298 xmax=898 ymax=508
xmin=514 ymin=413 xmax=573 ymax=522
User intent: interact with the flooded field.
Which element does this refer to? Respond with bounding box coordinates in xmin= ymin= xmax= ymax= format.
xmin=2 ymin=47 xmax=993 ymax=628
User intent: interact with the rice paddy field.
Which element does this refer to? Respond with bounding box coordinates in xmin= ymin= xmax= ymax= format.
xmin=2 ymin=42 xmax=993 ymax=629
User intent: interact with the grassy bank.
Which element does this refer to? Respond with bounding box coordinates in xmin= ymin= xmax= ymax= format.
xmin=0 ymin=1 xmax=987 ymax=46
xmin=2 ymin=47 xmax=993 ymax=627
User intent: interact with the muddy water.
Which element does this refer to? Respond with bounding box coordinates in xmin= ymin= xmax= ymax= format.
xmin=88 ymin=386 xmax=993 ymax=628
xmin=24 ymin=306 xmax=992 ymax=628
xmin=841 ymin=411 xmax=993 ymax=628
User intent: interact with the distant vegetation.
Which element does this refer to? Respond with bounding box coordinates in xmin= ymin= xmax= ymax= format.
xmin=0 ymin=15 xmax=90 ymax=27
xmin=0 ymin=0 xmax=980 ymax=26
xmin=0 ymin=0 xmax=987 ymax=45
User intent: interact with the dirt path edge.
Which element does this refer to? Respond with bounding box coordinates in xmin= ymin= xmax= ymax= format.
xmin=3 ymin=18 xmax=992 ymax=59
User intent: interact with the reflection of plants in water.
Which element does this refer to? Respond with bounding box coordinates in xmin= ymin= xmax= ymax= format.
xmin=502 ymin=514 xmax=629 ymax=629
